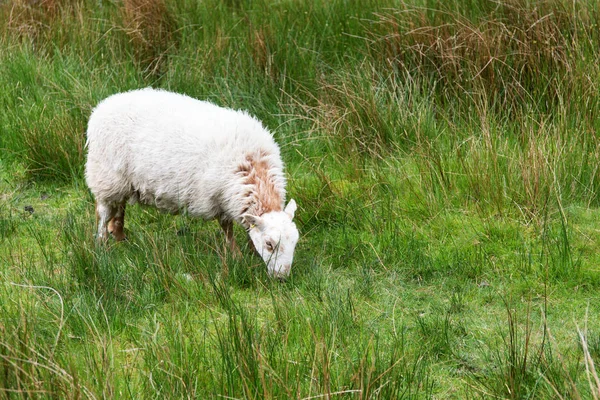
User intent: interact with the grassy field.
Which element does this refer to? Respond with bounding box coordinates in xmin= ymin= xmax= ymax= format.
xmin=2 ymin=0 xmax=600 ymax=398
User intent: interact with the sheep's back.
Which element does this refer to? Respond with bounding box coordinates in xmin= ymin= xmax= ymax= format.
xmin=85 ymin=88 xmax=281 ymax=218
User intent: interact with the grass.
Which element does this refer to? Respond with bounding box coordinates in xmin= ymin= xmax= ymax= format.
xmin=2 ymin=0 xmax=600 ymax=398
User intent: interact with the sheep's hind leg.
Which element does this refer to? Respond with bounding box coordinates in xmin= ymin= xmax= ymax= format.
xmin=96 ymin=201 xmax=117 ymax=242
xmin=108 ymin=201 xmax=127 ymax=241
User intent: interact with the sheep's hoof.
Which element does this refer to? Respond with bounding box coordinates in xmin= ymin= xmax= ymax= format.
xmin=108 ymin=221 xmax=126 ymax=241
xmin=112 ymin=232 xmax=127 ymax=241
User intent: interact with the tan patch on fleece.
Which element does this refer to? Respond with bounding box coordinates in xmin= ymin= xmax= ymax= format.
xmin=237 ymin=152 xmax=282 ymax=215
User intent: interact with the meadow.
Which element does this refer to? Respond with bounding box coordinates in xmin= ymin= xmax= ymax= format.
xmin=1 ymin=0 xmax=600 ymax=398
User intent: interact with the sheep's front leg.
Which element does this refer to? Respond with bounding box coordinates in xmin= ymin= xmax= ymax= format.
xmin=108 ymin=201 xmax=127 ymax=241
xmin=96 ymin=201 xmax=117 ymax=242
xmin=219 ymin=219 xmax=242 ymax=257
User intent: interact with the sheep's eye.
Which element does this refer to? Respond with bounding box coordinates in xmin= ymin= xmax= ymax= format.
xmin=265 ymin=241 xmax=274 ymax=252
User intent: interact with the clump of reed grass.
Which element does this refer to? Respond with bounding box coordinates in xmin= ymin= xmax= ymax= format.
xmin=371 ymin=0 xmax=588 ymax=111
xmin=470 ymin=298 xmax=550 ymax=398
xmin=2 ymin=0 xmax=60 ymax=39
xmin=121 ymin=0 xmax=178 ymax=77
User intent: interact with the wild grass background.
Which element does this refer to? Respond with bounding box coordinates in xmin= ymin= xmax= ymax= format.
xmin=1 ymin=0 xmax=600 ymax=398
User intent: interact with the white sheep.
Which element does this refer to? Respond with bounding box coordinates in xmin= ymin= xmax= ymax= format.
xmin=85 ymin=88 xmax=299 ymax=278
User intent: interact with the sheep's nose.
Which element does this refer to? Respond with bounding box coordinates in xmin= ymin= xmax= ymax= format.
xmin=271 ymin=265 xmax=291 ymax=280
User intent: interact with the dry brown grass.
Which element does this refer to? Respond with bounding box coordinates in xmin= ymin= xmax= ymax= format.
xmin=121 ymin=0 xmax=177 ymax=76
xmin=2 ymin=0 xmax=64 ymax=39
xmin=250 ymin=26 xmax=277 ymax=79
xmin=372 ymin=0 xmax=584 ymax=109
xmin=293 ymin=66 xmax=406 ymax=160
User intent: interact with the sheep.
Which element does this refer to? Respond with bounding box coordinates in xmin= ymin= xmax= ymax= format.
xmin=85 ymin=88 xmax=299 ymax=278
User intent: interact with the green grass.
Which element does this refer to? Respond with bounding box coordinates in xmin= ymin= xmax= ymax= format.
xmin=2 ymin=0 xmax=600 ymax=398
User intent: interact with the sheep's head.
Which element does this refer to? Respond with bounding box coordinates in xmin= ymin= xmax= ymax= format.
xmin=243 ymin=199 xmax=299 ymax=279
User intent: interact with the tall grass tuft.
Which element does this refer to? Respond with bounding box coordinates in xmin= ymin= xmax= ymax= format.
xmin=121 ymin=0 xmax=178 ymax=78
xmin=471 ymin=298 xmax=548 ymax=398
xmin=2 ymin=0 xmax=61 ymax=40
xmin=579 ymin=327 xmax=600 ymax=399
xmin=0 ymin=284 xmax=93 ymax=399
xmin=372 ymin=0 xmax=595 ymax=112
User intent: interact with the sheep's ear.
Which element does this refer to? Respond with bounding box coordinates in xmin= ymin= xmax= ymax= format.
xmin=284 ymin=199 xmax=297 ymax=219
xmin=242 ymin=214 xmax=264 ymax=230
